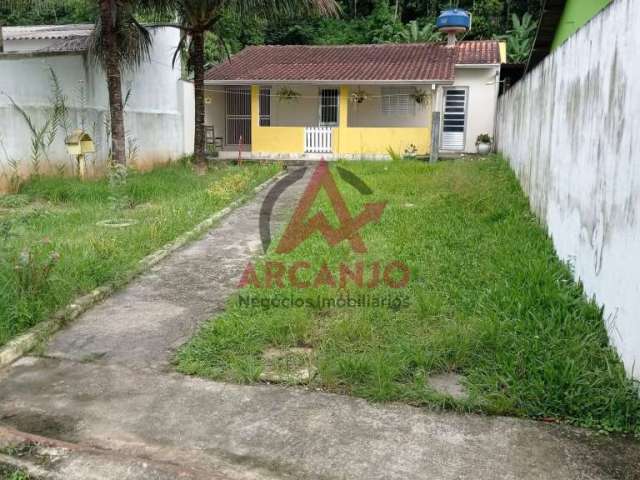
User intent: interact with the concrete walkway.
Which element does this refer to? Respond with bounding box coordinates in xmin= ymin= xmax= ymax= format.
xmin=0 ymin=169 xmax=639 ymax=480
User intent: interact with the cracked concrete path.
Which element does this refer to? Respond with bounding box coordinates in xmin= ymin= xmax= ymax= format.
xmin=1 ymin=168 xmax=639 ymax=480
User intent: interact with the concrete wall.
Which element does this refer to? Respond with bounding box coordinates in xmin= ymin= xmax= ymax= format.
xmin=496 ymin=0 xmax=640 ymax=380
xmin=204 ymin=88 xmax=225 ymax=144
xmin=180 ymin=80 xmax=195 ymax=154
xmin=450 ymin=67 xmax=500 ymax=153
xmin=0 ymin=28 xmax=192 ymax=190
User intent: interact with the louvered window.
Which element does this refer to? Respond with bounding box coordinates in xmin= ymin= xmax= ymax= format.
xmin=381 ymin=87 xmax=414 ymax=115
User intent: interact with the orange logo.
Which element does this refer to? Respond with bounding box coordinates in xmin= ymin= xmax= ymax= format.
xmin=276 ymin=161 xmax=386 ymax=254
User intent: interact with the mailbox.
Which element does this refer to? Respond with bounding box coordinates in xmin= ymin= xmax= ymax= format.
xmin=65 ymin=129 xmax=95 ymax=179
xmin=65 ymin=129 xmax=95 ymax=155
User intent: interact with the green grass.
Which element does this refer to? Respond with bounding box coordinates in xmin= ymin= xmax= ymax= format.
xmin=0 ymin=161 xmax=279 ymax=347
xmin=0 ymin=465 xmax=33 ymax=480
xmin=178 ymin=156 xmax=640 ymax=435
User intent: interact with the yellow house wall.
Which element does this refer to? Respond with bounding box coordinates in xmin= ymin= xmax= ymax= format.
xmin=251 ymin=85 xmax=305 ymax=153
xmin=251 ymin=85 xmax=431 ymax=156
xmin=336 ymin=127 xmax=431 ymax=156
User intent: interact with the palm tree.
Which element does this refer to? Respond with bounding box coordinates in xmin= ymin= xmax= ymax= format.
xmin=92 ymin=0 xmax=164 ymax=166
xmin=169 ymin=0 xmax=339 ymax=167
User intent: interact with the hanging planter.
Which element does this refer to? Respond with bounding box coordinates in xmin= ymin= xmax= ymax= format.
xmin=410 ymin=89 xmax=430 ymax=107
xmin=350 ymin=88 xmax=369 ymax=104
xmin=277 ymin=87 xmax=301 ymax=102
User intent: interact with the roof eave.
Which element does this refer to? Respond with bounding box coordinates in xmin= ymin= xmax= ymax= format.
xmin=454 ymin=63 xmax=501 ymax=68
xmin=0 ymin=50 xmax=85 ymax=59
xmin=204 ymin=79 xmax=454 ymax=85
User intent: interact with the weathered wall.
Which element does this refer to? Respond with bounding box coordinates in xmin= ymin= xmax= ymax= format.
xmin=496 ymin=0 xmax=640 ymax=379
xmin=0 ymin=28 xmax=191 ymax=190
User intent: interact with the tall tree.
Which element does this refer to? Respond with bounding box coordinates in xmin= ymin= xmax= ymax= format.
xmin=170 ymin=0 xmax=339 ymax=167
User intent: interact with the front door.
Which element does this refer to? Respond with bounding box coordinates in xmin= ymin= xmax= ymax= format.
xmin=225 ymin=86 xmax=251 ymax=146
xmin=441 ymin=88 xmax=467 ymax=151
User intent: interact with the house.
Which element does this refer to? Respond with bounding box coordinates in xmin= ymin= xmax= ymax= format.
xmin=203 ymin=40 xmax=504 ymax=160
xmin=527 ymin=0 xmax=612 ymax=70
xmin=0 ymin=24 xmax=194 ymax=190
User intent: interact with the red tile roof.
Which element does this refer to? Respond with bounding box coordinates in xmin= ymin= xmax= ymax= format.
xmin=205 ymin=41 xmax=500 ymax=83
xmin=454 ymin=40 xmax=500 ymax=65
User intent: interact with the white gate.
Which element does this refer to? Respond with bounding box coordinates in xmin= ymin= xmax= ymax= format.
xmin=305 ymin=127 xmax=333 ymax=153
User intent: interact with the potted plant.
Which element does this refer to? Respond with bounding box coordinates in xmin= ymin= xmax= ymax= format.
xmin=350 ymin=88 xmax=369 ymax=104
xmin=404 ymin=144 xmax=418 ymax=159
xmin=475 ymin=133 xmax=492 ymax=155
xmin=277 ymin=87 xmax=301 ymax=102
xmin=410 ymin=89 xmax=429 ymax=107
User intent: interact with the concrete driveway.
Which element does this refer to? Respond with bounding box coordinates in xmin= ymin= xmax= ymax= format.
xmin=0 ymin=168 xmax=638 ymax=480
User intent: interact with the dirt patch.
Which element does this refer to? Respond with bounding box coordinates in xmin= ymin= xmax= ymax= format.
xmin=0 ymin=414 xmax=78 ymax=444
xmin=260 ymin=347 xmax=317 ymax=384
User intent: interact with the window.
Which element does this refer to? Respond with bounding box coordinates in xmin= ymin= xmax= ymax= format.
xmin=259 ymin=87 xmax=271 ymax=126
xmin=320 ymin=88 xmax=339 ymax=125
xmin=381 ymin=87 xmax=414 ymax=115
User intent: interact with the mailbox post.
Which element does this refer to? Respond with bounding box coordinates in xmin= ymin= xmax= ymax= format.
xmin=65 ymin=129 xmax=95 ymax=179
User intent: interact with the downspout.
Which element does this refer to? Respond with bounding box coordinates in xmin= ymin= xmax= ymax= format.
xmin=0 ymin=23 xmax=4 ymax=53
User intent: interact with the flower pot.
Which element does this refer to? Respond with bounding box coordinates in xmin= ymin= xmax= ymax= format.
xmin=476 ymin=142 xmax=491 ymax=155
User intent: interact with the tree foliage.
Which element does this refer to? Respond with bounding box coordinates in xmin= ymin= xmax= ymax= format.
xmin=394 ymin=20 xmax=442 ymax=43
xmin=496 ymin=12 xmax=536 ymax=63
xmin=3 ymin=0 xmax=544 ymax=67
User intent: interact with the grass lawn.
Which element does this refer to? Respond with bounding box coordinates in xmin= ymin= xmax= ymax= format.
xmin=178 ymin=156 xmax=640 ymax=436
xmin=0 ymin=161 xmax=279 ymax=347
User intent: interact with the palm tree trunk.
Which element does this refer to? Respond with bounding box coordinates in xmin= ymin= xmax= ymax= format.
xmin=192 ymin=30 xmax=206 ymax=167
xmin=100 ymin=0 xmax=127 ymax=165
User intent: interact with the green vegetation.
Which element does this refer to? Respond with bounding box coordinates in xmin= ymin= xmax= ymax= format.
xmin=178 ymin=157 xmax=640 ymax=435
xmin=3 ymin=1 xmax=543 ymax=67
xmin=0 ymin=161 xmax=279 ymax=347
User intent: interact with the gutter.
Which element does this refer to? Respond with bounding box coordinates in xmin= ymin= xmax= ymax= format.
xmin=0 ymin=50 xmax=86 ymax=59
xmin=204 ymin=79 xmax=454 ymax=86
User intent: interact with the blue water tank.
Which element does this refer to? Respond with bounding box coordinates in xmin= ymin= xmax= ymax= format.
xmin=436 ymin=9 xmax=471 ymax=34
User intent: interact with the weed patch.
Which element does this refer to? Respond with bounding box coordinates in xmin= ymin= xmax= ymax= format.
xmin=0 ymin=162 xmax=279 ymax=346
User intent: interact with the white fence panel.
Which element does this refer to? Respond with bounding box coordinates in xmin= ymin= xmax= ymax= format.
xmin=304 ymin=127 xmax=332 ymax=153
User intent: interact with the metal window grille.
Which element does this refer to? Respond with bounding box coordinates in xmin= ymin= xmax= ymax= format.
xmin=320 ymin=88 xmax=339 ymax=126
xmin=259 ymin=87 xmax=271 ymax=126
xmin=225 ymin=86 xmax=251 ymax=145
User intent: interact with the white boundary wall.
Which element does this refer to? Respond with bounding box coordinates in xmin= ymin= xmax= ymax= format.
xmin=497 ymin=0 xmax=640 ymax=379
xmin=0 ymin=28 xmax=193 ymax=189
